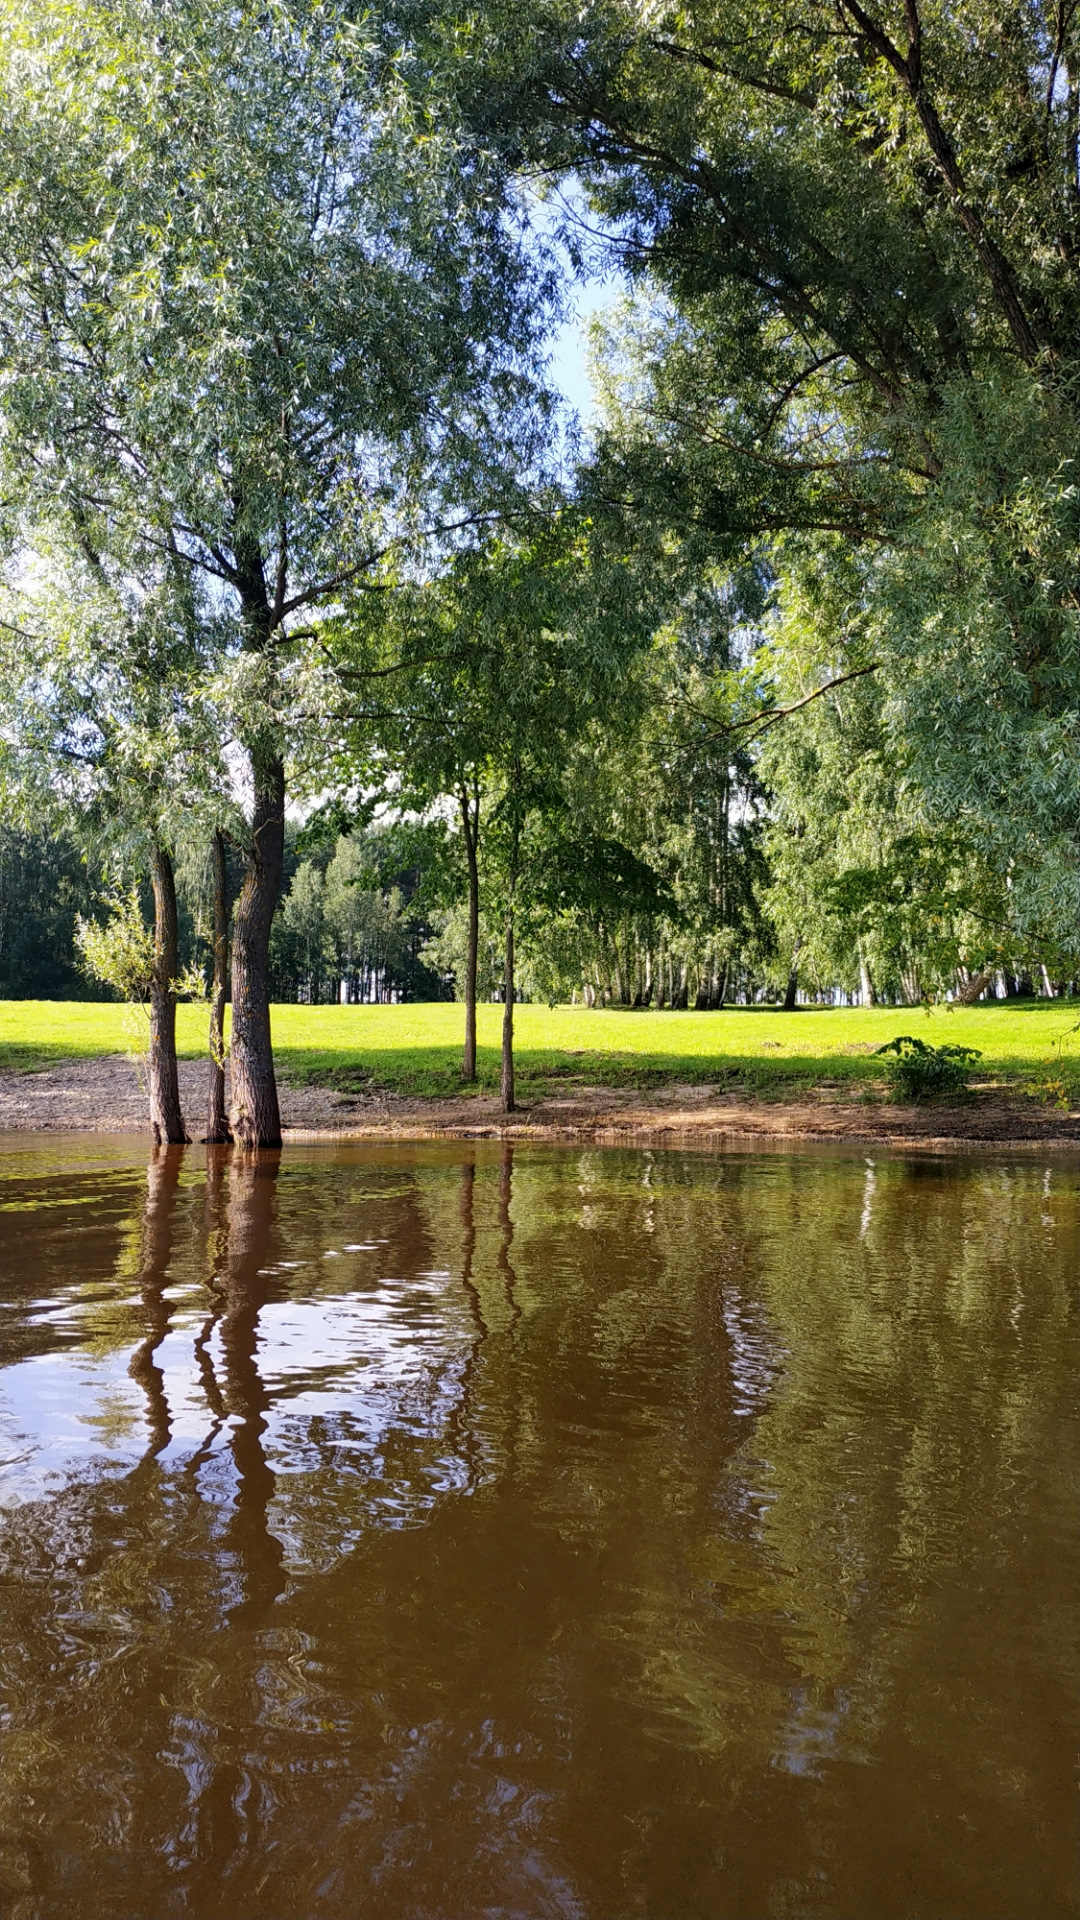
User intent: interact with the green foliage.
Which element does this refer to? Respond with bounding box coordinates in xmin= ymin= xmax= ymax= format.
xmin=73 ymin=890 xmax=155 ymax=1004
xmin=268 ymin=830 xmax=446 ymax=1003
xmin=0 ymin=826 xmax=110 ymax=998
xmin=3 ymin=0 xmax=1078 ymax=1023
xmin=874 ymin=1035 xmax=983 ymax=1102
xmin=456 ymin=0 xmax=1080 ymax=959
xmin=0 ymin=0 xmax=559 ymax=1028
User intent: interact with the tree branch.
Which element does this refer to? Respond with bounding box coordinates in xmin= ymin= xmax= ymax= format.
xmin=689 ymin=663 xmax=882 ymax=751
xmin=836 ymin=0 xmax=1040 ymax=360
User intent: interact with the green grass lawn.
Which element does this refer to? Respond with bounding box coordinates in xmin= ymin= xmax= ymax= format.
xmin=1 ymin=997 xmax=1077 ymax=1104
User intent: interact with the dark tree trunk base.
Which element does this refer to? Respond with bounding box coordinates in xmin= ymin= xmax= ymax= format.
xmin=501 ymin=907 xmax=515 ymax=1114
xmin=229 ymin=752 xmax=284 ymax=1150
xmin=149 ymin=846 xmax=189 ymax=1146
xmin=460 ymin=783 xmax=480 ymax=1083
xmin=204 ymin=828 xmax=233 ymax=1144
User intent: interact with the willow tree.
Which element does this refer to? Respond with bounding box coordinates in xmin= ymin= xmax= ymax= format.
xmin=458 ymin=0 xmax=1080 ymax=956
xmin=0 ymin=0 xmax=554 ymax=1144
xmin=0 ymin=529 xmax=231 ymax=1141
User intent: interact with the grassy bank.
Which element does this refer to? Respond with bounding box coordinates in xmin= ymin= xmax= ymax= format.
xmin=1 ymin=998 xmax=1076 ymax=1105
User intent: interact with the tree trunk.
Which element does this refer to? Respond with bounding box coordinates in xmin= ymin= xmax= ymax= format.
xmin=859 ymin=957 xmax=876 ymax=1006
xmin=205 ymin=827 xmax=232 ymax=1144
xmin=460 ymin=781 xmax=480 ymax=1082
xmin=230 ymin=748 xmax=285 ymax=1148
xmin=900 ymin=964 xmax=922 ymax=1006
xmin=501 ymin=901 xmax=515 ymax=1114
xmin=783 ymin=937 xmax=803 ymax=1012
xmin=148 ymin=845 xmax=188 ymax=1146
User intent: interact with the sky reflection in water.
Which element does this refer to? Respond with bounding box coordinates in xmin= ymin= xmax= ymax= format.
xmin=0 ymin=1135 xmax=1076 ymax=1920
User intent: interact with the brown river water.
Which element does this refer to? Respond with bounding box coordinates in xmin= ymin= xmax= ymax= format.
xmin=0 ymin=1134 xmax=1076 ymax=1920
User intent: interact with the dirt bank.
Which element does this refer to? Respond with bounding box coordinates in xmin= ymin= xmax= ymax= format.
xmin=0 ymin=1053 xmax=1076 ymax=1153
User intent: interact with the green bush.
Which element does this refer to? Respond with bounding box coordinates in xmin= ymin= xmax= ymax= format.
xmin=874 ymin=1034 xmax=982 ymax=1101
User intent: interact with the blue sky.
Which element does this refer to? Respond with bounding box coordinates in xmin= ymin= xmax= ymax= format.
xmin=545 ymin=278 xmax=614 ymax=422
xmin=530 ymin=185 xmax=628 ymax=427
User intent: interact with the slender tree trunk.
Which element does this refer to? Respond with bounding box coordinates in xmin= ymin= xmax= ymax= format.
xmin=460 ymin=780 xmax=480 ymax=1082
xmin=148 ymin=845 xmax=188 ymax=1146
xmin=501 ymin=900 xmax=515 ymax=1114
xmin=230 ymin=747 xmax=285 ymax=1148
xmin=783 ymin=938 xmax=803 ymax=1012
xmin=900 ymin=964 xmax=922 ymax=1006
xmin=859 ymin=956 xmax=876 ymax=1006
xmin=205 ymin=827 xmax=232 ymax=1144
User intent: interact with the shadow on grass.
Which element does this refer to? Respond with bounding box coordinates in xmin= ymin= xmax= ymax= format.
xmin=0 ymin=1040 xmax=98 ymax=1075
xmin=281 ymin=1042 xmax=887 ymax=1103
xmin=4 ymin=1028 xmax=1072 ymax=1110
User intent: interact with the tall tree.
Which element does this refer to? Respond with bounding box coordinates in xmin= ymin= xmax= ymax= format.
xmin=457 ymin=0 xmax=1080 ymax=955
xmin=1 ymin=538 xmax=218 ymax=1139
xmin=0 ymin=0 xmax=555 ymax=1143
xmin=326 ymin=509 xmax=656 ymax=1102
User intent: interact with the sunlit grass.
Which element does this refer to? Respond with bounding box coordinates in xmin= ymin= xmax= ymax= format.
xmin=1 ymin=996 xmax=1076 ymax=1102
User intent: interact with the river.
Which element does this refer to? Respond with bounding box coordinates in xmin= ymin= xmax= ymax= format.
xmin=0 ymin=1135 xmax=1076 ymax=1920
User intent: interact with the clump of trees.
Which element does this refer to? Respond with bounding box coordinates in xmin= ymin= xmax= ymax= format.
xmin=268 ymin=827 xmax=448 ymax=1007
xmin=1 ymin=0 xmax=1077 ymax=1138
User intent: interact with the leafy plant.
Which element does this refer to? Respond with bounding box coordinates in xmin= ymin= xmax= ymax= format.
xmin=75 ymin=892 xmax=207 ymax=1008
xmin=874 ymin=1035 xmax=982 ymax=1102
xmin=74 ymin=891 xmax=154 ymax=1005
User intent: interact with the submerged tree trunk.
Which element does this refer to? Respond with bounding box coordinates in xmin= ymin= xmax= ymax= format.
xmin=205 ymin=827 xmax=232 ymax=1144
xmin=501 ymin=901 xmax=515 ymax=1114
xmin=149 ymin=845 xmax=188 ymax=1146
xmin=460 ymin=780 xmax=480 ymax=1083
xmin=230 ymin=748 xmax=285 ymax=1149
xmin=500 ymin=770 xmax=522 ymax=1116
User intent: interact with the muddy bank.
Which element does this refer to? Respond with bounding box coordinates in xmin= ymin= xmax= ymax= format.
xmin=0 ymin=1053 xmax=1076 ymax=1152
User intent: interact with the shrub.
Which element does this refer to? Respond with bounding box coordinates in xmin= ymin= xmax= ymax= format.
xmin=874 ymin=1034 xmax=982 ymax=1101
xmin=74 ymin=890 xmax=155 ymax=1003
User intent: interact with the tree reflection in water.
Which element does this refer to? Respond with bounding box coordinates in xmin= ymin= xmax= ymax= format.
xmin=213 ymin=1153 xmax=287 ymax=1622
xmin=126 ymin=1147 xmax=184 ymax=1461
xmin=0 ymin=1142 xmax=1075 ymax=1920
xmin=122 ymin=1146 xmax=287 ymax=1622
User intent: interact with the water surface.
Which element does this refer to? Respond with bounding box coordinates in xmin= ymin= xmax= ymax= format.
xmin=1 ymin=1135 xmax=1076 ymax=1920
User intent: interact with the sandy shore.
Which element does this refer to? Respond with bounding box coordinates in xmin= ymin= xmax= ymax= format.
xmin=0 ymin=1053 xmax=1076 ymax=1153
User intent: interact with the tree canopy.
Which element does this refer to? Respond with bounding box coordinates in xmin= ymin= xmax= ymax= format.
xmin=0 ymin=0 xmax=1076 ymax=1135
